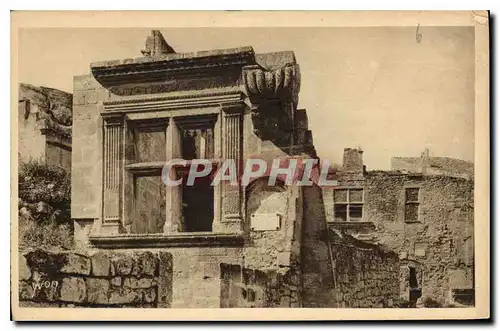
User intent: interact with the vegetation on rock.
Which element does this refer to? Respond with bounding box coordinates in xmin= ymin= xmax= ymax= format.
xmin=18 ymin=159 xmax=73 ymax=250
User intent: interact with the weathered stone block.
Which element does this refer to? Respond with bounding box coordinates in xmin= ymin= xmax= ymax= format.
xmin=86 ymin=278 xmax=110 ymax=304
xmin=74 ymin=74 xmax=99 ymax=91
xmin=111 ymin=277 xmax=122 ymax=287
xmin=109 ymin=287 xmax=141 ymax=305
xmin=25 ymin=249 xmax=65 ymax=274
xmin=143 ymin=287 xmax=157 ymax=304
xmin=60 ymin=277 xmax=86 ymax=303
xmin=131 ymin=251 xmax=157 ymax=277
xmin=157 ymin=252 xmax=173 ymax=308
xmin=113 ymin=255 xmax=134 ymax=276
xmin=60 ymin=253 xmax=91 ymax=276
xmin=19 ymin=281 xmax=34 ymax=301
xmin=19 ymin=255 xmax=31 ymax=281
xmin=124 ymin=277 xmax=155 ymax=289
xmin=74 ymin=90 xmax=98 ymax=105
xmin=33 ymin=279 xmax=60 ymax=302
xmin=91 ymin=252 xmax=111 ymax=277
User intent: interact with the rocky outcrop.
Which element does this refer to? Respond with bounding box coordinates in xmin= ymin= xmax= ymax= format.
xmin=19 ymin=83 xmax=72 ymax=139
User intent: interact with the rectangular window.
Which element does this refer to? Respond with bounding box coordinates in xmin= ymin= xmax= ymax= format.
xmin=132 ymin=172 xmax=166 ymax=234
xmin=180 ymin=173 xmax=214 ymax=232
xmin=120 ymin=114 xmax=220 ymax=235
xmin=176 ymin=115 xmax=217 ymax=232
xmin=181 ymin=127 xmax=214 ymax=160
xmin=125 ymin=120 xmax=168 ymax=234
xmin=405 ymin=187 xmax=420 ymax=222
xmin=132 ymin=126 xmax=166 ymax=163
xmin=333 ymin=188 xmax=364 ymax=222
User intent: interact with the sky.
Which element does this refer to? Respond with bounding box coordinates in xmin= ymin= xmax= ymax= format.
xmin=18 ymin=27 xmax=475 ymax=169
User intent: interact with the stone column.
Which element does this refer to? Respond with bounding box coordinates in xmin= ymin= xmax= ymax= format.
xmin=164 ymin=117 xmax=182 ymax=233
xmin=215 ymin=103 xmax=243 ymax=233
xmin=102 ymin=114 xmax=124 ymax=234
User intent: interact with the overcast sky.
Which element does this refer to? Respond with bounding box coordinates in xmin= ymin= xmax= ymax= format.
xmin=18 ymin=27 xmax=474 ymax=169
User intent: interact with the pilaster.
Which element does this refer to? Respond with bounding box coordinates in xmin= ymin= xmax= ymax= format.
xmin=215 ymin=103 xmax=244 ymax=233
xmin=102 ymin=113 xmax=125 ymax=234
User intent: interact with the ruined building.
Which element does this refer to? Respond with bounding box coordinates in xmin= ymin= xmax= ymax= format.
xmin=18 ymin=83 xmax=72 ymax=172
xmin=392 ymin=148 xmax=474 ymax=180
xmin=22 ymin=30 xmax=400 ymax=308
xmin=324 ymin=148 xmax=475 ymax=306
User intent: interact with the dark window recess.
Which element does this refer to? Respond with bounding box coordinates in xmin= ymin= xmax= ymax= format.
xmin=333 ymin=188 xmax=364 ymax=221
xmin=182 ymin=175 xmax=214 ymax=232
xmin=132 ymin=173 xmax=166 ymax=234
xmin=181 ymin=128 xmax=214 ymax=160
xmin=133 ymin=127 xmax=166 ymax=163
xmin=405 ymin=203 xmax=419 ymax=222
xmin=408 ymin=267 xmax=422 ymax=304
xmin=349 ymin=204 xmax=363 ymax=220
xmin=409 ymin=267 xmax=419 ymax=289
xmin=247 ymin=289 xmax=255 ymax=302
xmin=334 ymin=204 xmax=348 ymax=222
xmin=452 ymin=289 xmax=475 ymax=306
xmin=405 ymin=187 xmax=420 ymax=202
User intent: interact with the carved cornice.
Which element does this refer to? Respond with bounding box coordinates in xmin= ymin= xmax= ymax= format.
xmin=91 ymin=48 xmax=255 ymax=87
xmin=103 ymin=90 xmax=244 ymax=113
xmin=242 ymin=63 xmax=301 ymax=108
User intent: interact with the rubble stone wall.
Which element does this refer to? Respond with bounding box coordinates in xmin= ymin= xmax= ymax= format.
xmin=220 ymin=263 xmax=301 ymax=308
xmin=323 ymin=170 xmax=474 ymax=306
xmin=19 ymin=249 xmax=172 ymax=308
xmin=330 ymin=233 xmax=400 ymax=308
xmin=300 ymin=184 xmax=336 ymax=307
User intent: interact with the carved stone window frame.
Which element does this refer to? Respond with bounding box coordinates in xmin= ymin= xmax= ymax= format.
xmin=91 ymin=92 xmax=246 ymax=247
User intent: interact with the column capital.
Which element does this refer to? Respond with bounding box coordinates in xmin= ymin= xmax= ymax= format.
xmin=102 ymin=112 xmax=124 ymax=126
xmin=220 ymin=102 xmax=244 ymax=115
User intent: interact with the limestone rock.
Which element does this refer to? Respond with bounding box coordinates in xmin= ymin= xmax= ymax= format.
xmin=143 ymin=287 xmax=157 ymax=303
xmin=110 ymin=277 xmax=122 ymax=287
xmin=131 ymin=251 xmax=157 ymax=277
xmin=19 ymin=255 xmax=31 ymax=281
xmin=112 ymin=255 xmax=134 ymax=276
xmin=60 ymin=252 xmax=91 ymax=275
xmin=109 ymin=287 xmax=141 ymax=305
xmin=123 ymin=277 xmax=155 ymax=289
xmin=60 ymin=277 xmax=86 ymax=303
xmin=19 ymin=281 xmax=34 ymax=301
xmin=90 ymin=251 xmax=111 ymax=277
xmin=86 ymin=278 xmax=109 ymax=304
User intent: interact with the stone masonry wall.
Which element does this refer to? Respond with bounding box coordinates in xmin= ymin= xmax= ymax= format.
xmin=300 ymin=184 xmax=335 ymax=307
xmin=220 ymin=263 xmax=301 ymax=308
xmin=323 ymin=170 xmax=474 ymax=306
xmin=71 ymin=74 xmax=104 ymax=221
xmin=330 ymin=231 xmax=400 ymax=308
xmin=19 ymin=249 xmax=172 ymax=308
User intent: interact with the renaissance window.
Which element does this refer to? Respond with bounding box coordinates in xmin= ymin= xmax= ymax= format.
xmin=333 ymin=188 xmax=364 ymax=222
xmin=123 ymin=115 xmax=218 ymax=234
xmin=124 ymin=120 xmax=168 ymax=234
xmin=404 ymin=187 xmax=420 ymax=223
xmin=176 ymin=116 xmax=217 ymax=232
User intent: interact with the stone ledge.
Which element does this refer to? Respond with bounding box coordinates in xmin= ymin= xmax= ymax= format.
xmin=89 ymin=232 xmax=244 ymax=249
xmin=327 ymin=221 xmax=376 ymax=230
